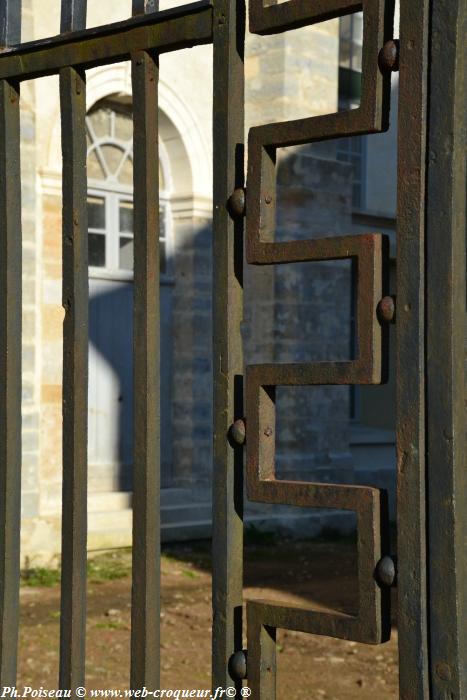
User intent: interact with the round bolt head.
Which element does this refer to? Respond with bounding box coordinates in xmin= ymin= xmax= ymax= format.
xmin=377 ymin=295 xmax=396 ymax=324
xmin=436 ymin=662 xmax=452 ymax=681
xmin=379 ymin=40 xmax=400 ymax=72
xmin=230 ymin=419 xmax=246 ymax=446
xmin=228 ymin=188 xmax=246 ymax=218
xmin=375 ymin=556 xmax=396 ymax=587
xmin=229 ymin=650 xmax=247 ymax=680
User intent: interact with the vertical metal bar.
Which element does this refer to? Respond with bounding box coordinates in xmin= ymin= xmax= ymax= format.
xmin=60 ymin=0 xmax=86 ymax=33
xmin=132 ymin=0 xmax=157 ymax=14
xmin=130 ymin=45 xmax=160 ymax=690
xmin=58 ymin=0 xmax=88 ymax=683
xmin=396 ymin=0 xmax=430 ymax=697
xmin=247 ymin=607 xmax=276 ymax=700
xmin=0 ymin=1 xmax=22 ymax=684
xmin=426 ymin=0 xmax=467 ymax=696
xmin=212 ymin=0 xmax=245 ymax=692
xmin=0 ymin=0 xmax=20 ymax=47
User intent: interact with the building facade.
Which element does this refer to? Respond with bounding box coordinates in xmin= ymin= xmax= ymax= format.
xmin=18 ymin=0 xmax=399 ymax=565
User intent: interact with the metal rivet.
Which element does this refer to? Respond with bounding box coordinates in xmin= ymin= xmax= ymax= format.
xmin=436 ymin=662 xmax=452 ymax=681
xmin=379 ymin=40 xmax=400 ymax=72
xmin=229 ymin=650 xmax=247 ymax=680
xmin=229 ymin=419 xmax=246 ymax=446
xmin=375 ymin=555 xmax=396 ymax=587
xmin=264 ymin=426 xmax=273 ymax=437
xmin=228 ymin=188 xmax=246 ymax=218
xmin=377 ymin=295 xmax=396 ymax=324
xmin=264 ymin=194 xmax=272 ymax=204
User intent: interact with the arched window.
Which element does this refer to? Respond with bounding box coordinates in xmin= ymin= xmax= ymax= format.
xmin=86 ymin=97 xmax=172 ymax=277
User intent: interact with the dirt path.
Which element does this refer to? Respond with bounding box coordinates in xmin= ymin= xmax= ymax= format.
xmin=17 ymin=540 xmax=398 ymax=699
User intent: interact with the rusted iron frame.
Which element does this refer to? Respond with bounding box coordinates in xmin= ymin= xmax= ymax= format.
xmin=130 ymin=44 xmax=161 ymax=690
xmin=0 ymin=0 xmax=22 ymax=688
xmin=0 ymin=0 xmax=20 ymax=47
xmin=246 ymin=0 xmax=394 ymax=263
xmin=0 ymin=74 xmax=21 ymax=688
xmin=244 ymin=233 xmax=390 ymax=695
xmin=426 ymin=0 xmax=467 ymax=696
xmin=250 ymin=0 xmax=362 ymax=34
xmin=245 ymin=477 xmax=389 ymax=645
xmin=212 ymin=0 xmax=245 ymax=692
xmin=396 ymin=0 xmax=430 ymax=697
xmin=60 ymin=0 xmax=87 ymax=33
xmin=59 ymin=61 xmax=88 ymax=692
xmin=246 ymin=234 xmax=389 ymax=382
xmin=243 ymin=0 xmax=395 ymax=693
xmin=0 ymin=1 xmax=213 ymax=82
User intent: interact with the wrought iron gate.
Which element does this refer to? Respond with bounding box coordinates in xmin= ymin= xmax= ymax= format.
xmin=0 ymin=0 xmax=465 ymax=698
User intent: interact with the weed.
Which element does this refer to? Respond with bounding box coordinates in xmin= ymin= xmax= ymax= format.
xmin=94 ymin=621 xmax=126 ymax=631
xmin=21 ymin=567 xmax=61 ymax=588
xmin=87 ymin=558 xmax=130 ymax=583
xmin=182 ymin=569 xmax=198 ymax=579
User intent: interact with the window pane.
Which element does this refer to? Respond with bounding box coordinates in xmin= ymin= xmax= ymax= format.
xmin=87 ymin=150 xmax=105 ymax=181
xmin=89 ymin=233 xmax=106 ymax=267
xmin=119 ymin=202 xmax=133 ymax=233
xmin=88 ymin=108 xmax=111 ymax=139
xmin=159 ymin=206 xmax=166 ymax=239
xmin=118 ymin=155 xmax=133 ymax=185
xmin=114 ymin=111 xmax=133 ymax=142
xmin=119 ymin=236 xmax=134 ymax=271
xmin=87 ymin=196 xmax=105 ymax=229
xmin=101 ymin=144 xmax=125 ymax=178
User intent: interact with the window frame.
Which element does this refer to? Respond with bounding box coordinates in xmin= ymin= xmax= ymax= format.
xmin=86 ymin=103 xmax=174 ymax=283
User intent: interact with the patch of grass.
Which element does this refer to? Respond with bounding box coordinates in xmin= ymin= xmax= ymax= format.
xmin=182 ymin=569 xmax=198 ymax=579
xmin=21 ymin=551 xmax=132 ymax=588
xmin=94 ymin=621 xmax=126 ymax=631
xmin=87 ymin=557 xmax=130 ymax=583
xmin=21 ymin=567 xmax=61 ymax=588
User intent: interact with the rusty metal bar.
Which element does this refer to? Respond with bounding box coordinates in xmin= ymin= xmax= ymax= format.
xmin=133 ymin=0 xmax=158 ymax=14
xmin=396 ymin=0 xmax=430 ymax=696
xmin=58 ymin=5 xmax=88 ymax=683
xmin=0 ymin=1 xmax=213 ymax=82
xmin=212 ymin=0 xmax=245 ymax=692
xmin=0 ymin=0 xmax=20 ymax=47
xmin=130 ymin=38 xmax=161 ymax=694
xmin=249 ymin=0 xmax=361 ymax=35
xmin=0 ymin=1 xmax=22 ymax=685
xmin=60 ymin=0 xmax=86 ymax=33
xmin=426 ymin=0 xmax=467 ymax=696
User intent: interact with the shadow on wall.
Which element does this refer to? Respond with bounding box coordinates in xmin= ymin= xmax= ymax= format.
xmin=87 ymin=142 xmax=396 ymax=518
xmin=87 ymin=223 xmax=213 ymax=494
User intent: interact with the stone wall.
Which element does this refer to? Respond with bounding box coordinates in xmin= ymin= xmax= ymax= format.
xmin=170 ymin=215 xmax=213 ymax=491
xmin=243 ymin=145 xmax=354 ymax=486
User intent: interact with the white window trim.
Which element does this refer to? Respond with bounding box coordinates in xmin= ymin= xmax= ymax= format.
xmin=86 ymin=108 xmax=174 ymax=284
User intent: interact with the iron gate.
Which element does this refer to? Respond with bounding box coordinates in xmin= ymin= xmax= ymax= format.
xmin=0 ymin=0 xmax=465 ymax=698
